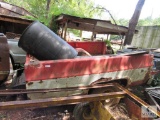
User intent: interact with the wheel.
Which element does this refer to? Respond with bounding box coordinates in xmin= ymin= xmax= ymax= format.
xmin=73 ymin=102 xmax=92 ymax=120
xmin=7 ymin=58 xmax=15 ymax=82
xmin=90 ymin=86 xmax=120 ymax=108
xmin=10 ymin=70 xmax=26 ymax=89
xmin=1 ymin=58 xmax=15 ymax=86
xmin=7 ymin=70 xmax=27 ymax=101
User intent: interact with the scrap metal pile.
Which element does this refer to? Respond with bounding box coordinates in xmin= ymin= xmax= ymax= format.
xmin=0 ymin=21 xmax=160 ymax=120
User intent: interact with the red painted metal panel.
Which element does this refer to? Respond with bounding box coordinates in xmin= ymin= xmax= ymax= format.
xmin=25 ymin=54 xmax=153 ymax=82
xmin=68 ymin=42 xmax=106 ymax=55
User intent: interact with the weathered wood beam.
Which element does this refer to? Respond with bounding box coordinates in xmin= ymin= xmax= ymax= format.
xmin=96 ymin=21 xmax=128 ymax=33
xmin=0 ymin=15 xmax=32 ymax=25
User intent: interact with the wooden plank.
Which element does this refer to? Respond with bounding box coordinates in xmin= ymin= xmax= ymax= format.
xmin=64 ymin=22 xmax=68 ymax=41
xmin=0 ymin=15 xmax=32 ymax=25
xmin=56 ymin=14 xmax=111 ymax=25
xmin=0 ymin=91 xmax=125 ymax=110
xmin=96 ymin=21 xmax=128 ymax=33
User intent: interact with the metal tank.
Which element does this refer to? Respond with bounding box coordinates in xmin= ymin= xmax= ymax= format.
xmin=18 ymin=21 xmax=77 ymax=60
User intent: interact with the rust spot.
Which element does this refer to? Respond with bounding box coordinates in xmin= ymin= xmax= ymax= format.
xmin=143 ymin=67 xmax=151 ymax=83
xmin=91 ymin=78 xmax=112 ymax=85
xmin=131 ymin=67 xmax=151 ymax=86
xmin=39 ymin=80 xmax=43 ymax=83
xmin=27 ymin=82 xmax=33 ymax=85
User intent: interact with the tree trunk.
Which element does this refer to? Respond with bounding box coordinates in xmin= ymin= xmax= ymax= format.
xmin=46 ymin=0 xmax=51 ymax=19
xmin=124 ymin=0 xmax=145 ymax=46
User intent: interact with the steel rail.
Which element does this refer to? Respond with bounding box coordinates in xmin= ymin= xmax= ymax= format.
xmin=0 ymin=84 xmax=115 ymax=95
xmin=0 ymin=91 xmax=125 ymax=110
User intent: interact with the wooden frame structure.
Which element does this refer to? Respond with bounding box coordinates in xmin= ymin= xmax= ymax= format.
xmin=56 ymin=14 xmax=129 ymax=41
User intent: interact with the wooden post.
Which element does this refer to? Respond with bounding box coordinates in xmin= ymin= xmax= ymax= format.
xmin=61 ymin=24 xmax=64 ymax=38
xmin=106 ymin=34 xmax=109 ymax=40
xmin=91 ymin=24 xmax=96 ymax=41
xmin=80 ymin=30 xmax=82 ymax=41
xmin=64 ymin=22 xmax=68 ymax=41
xmin=91 ymin=32 xmax=94 ymax=41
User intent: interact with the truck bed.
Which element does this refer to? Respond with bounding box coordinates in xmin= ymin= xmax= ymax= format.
xmin=24 ymin=52 xmax=153 ymax=99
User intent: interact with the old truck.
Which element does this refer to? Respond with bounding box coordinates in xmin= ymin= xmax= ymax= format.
xmin=0 ymin=21 xmax=159 ymax=119
xmin=7 ymin=39 xmax=26 ymax=68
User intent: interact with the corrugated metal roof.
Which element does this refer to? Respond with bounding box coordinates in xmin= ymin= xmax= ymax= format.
xmin=0 ymin=1 xmax=35 ymax=17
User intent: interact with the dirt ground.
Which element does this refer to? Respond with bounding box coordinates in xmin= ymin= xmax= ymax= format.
xmin=0 ymin=84 xmax=75 ymax=120
xmin=0 ymin=103 xmax=131 ymax=120
xmin=0 ymin=104 xmax=75 ymax=120
xmin=0 ymin=97 xmax=132 ymax=120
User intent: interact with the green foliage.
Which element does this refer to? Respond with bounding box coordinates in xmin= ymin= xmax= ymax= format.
xmin=3 ymin=0 xmax=160 ymax=30
xmin=152 ymin=17 xmax=160 ymax=25
xmin=111 ymin=16 xmax=160 ymax=27
xmin=110 ymin=35 xmax=122 ymax=40
xmin=117 ymin=19 xmax=129 ymax=26
xmin=151 ymin=77 xmax=160 ymax=87
xmin=67 ymin=28 xmax=81 ymax=36
xmin=137 ymin=17 xmax=152 ymax=26
xmin=4 ymin=0 xmax=101 ymax=27
xmin=137 ymin=17 xmax=160 ymax=26
xmin=104 ymin=39 xmax=112 ymax=47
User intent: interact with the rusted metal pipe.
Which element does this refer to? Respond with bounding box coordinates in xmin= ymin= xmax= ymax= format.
xmin=0 ymin=84 xmax=114 ymax=96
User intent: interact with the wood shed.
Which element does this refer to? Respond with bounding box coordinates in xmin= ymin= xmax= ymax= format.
xmin=0 ymin=1 xmax=34 ymax=38
xmin=56 ymin=14 xmax=129 ymax=40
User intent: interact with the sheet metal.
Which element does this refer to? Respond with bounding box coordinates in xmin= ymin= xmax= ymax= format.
xmin=0 ymin=1 xmax=34 ymax=17
xmin=145 ymin=87 xmax=160 ymax=111
xmin=0 ymin=34 xmax=9 ymax=82
xmin=25 ymin=54 xmax=153 ymax=81
xmin=26 ymin=67 xmax=150 ymax=99
xmin=68 ymin=41 xmax=106 ymax=55
xmin=132 ymin=26 xmax=160 ymax=49
xmin=115 ymin=83 xmax=160 ymax=117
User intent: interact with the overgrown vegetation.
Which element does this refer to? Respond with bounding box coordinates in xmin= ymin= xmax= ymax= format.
xmin=3 ymin=0 xmax=160 ymax=36
xmin=4 ymin=0 xmax=101 ymax=26
xmin=4 ymin=0 xmax=160 ymax=26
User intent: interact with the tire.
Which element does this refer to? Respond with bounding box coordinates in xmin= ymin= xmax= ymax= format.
xmin=0 ymin=58 xmax=15 ymax=86
xmin=10 ymin=70 xmax=26 ymax=89
xmin=7 ymin=70 xmax=27 ymax=101
xmin=90 ymin=86 xmax=120 ymax=107
xmin=73 ymin=102 xmax=92 ymax=120
xmin=7 ymin=58 xmax=15 ymax=81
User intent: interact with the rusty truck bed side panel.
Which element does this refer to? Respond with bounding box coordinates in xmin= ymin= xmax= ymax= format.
xmin=25 ymin=51 xmax=153 ymax=99
xmin=25 ymin=54 xmax=153 ymax=82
